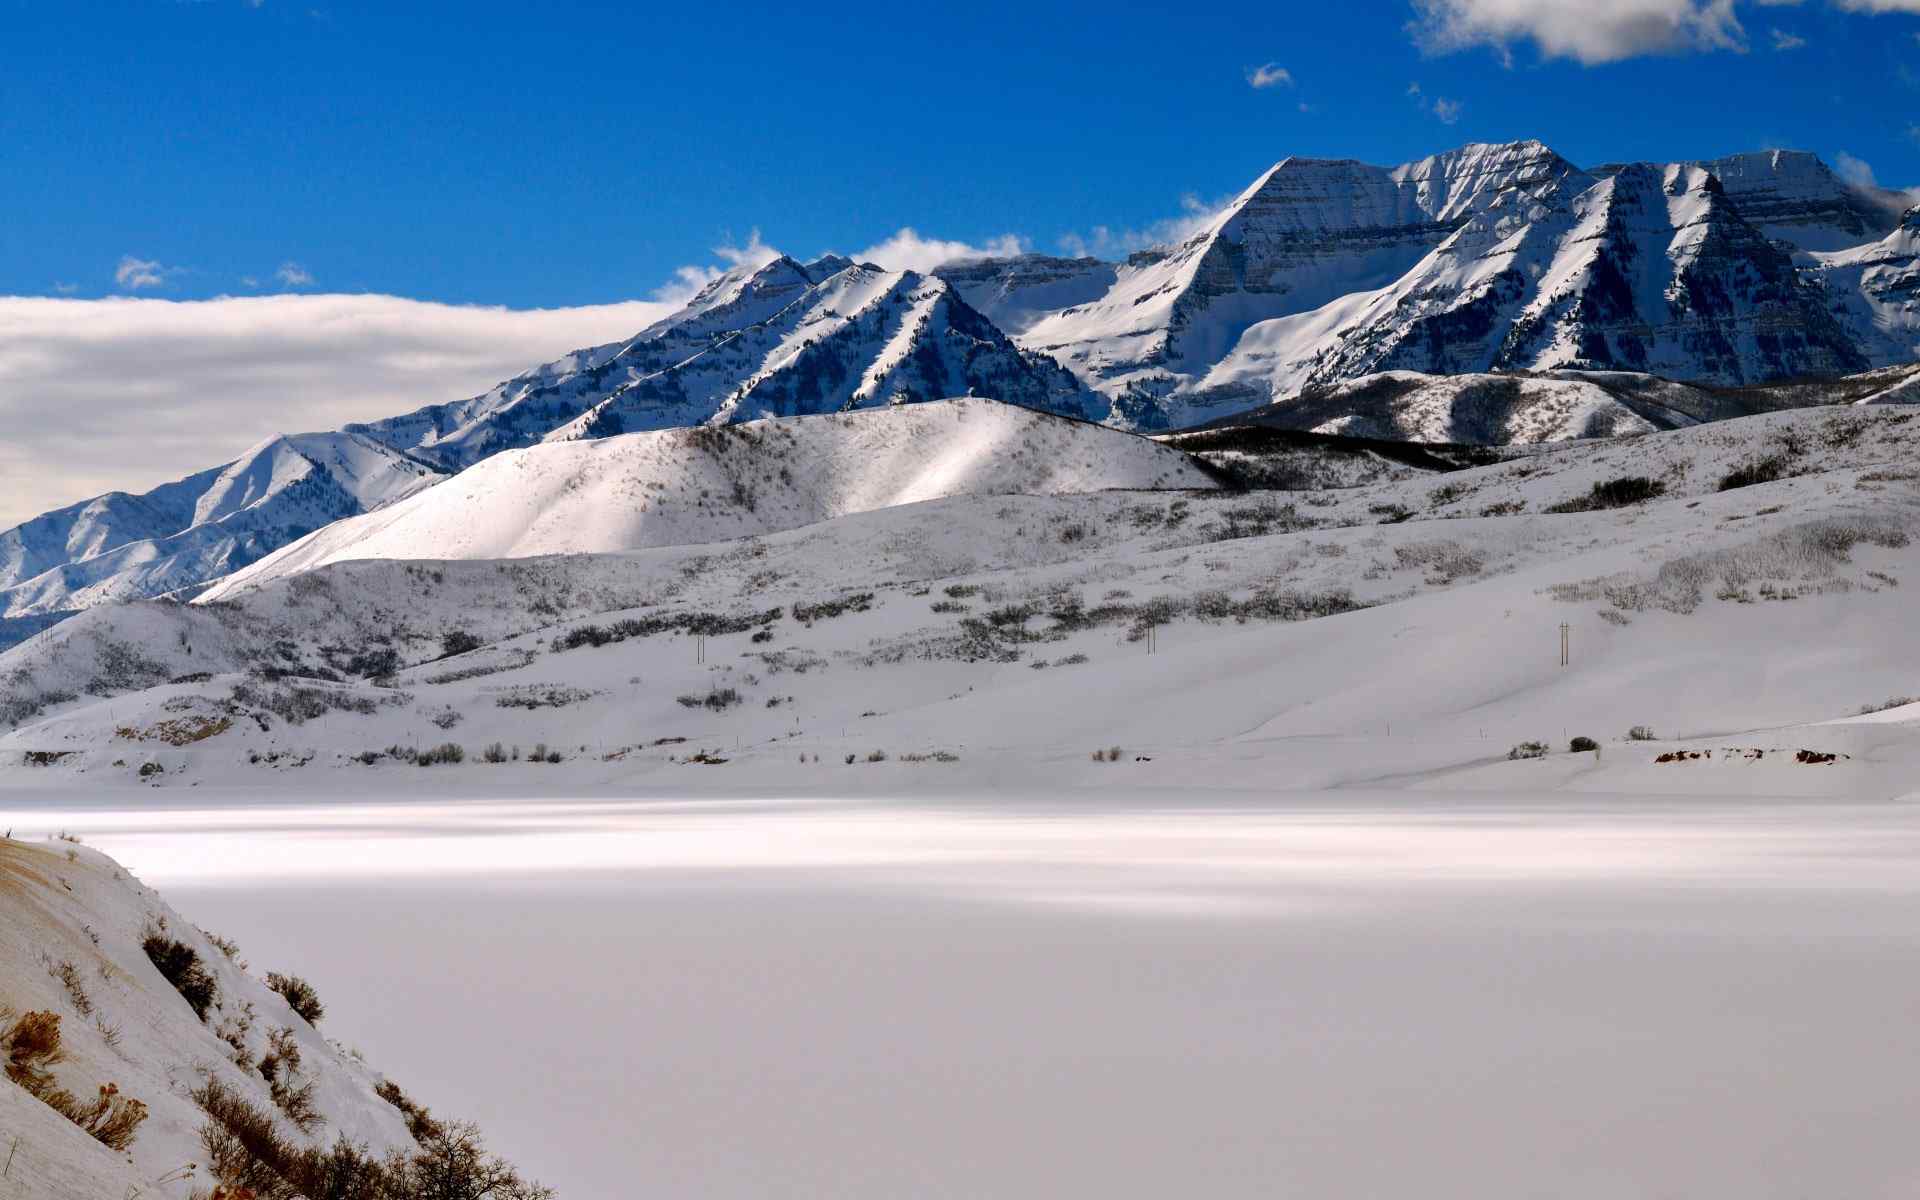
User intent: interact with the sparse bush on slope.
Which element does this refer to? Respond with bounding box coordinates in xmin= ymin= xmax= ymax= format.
xmin=3 ymin=1010 xmax=148 ymax=1151
xmin=266 ymin=973 xmax=325 ymax=1025
xmin=193 ymin=1075 xmax=551 ymax=1200
xmin=1546 ymin=476 xmax=1667 ymax=513
xmin=142 ymin=927 xmax=219 ymax=1020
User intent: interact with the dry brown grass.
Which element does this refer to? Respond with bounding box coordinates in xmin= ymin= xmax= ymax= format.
xmin=3 ymin=1010 xmax=148 ymax=1150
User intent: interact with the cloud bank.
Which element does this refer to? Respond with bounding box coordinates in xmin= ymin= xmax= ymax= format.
xmin=0 ymin=293 xmax=675 ymax=528
xmin=853 ymin=228 xmax=1029 ymax=273
xmin=1410 ymin=0 xmax=1750 ymax=64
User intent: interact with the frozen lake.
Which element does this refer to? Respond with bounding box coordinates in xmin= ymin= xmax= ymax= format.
xmin=8 ymin=788 xmax=1920 ymax=1198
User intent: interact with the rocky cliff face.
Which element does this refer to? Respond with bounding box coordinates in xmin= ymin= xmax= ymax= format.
xmin=1690 ymin=150 xmax=1908 ymax=253
xmin=935 ymin=255 xmax=1118 ymax=335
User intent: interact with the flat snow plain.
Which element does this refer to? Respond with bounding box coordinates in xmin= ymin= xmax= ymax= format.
xmin=8 ymin=772 xmax=1920 ymax=1198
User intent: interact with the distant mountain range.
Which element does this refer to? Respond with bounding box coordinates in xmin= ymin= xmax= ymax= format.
xmin=3 ymin=139 xmax=1916 ymax=639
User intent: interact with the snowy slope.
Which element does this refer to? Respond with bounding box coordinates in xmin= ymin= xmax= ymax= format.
xmin=0 ymin=834 xmax=418 ymax=1198
xmin=1812 ymin=205 xmax=1920 ymax=366
xmin=0 ymin=433 xmax=443 ymax=627
xmin=203 ymin=399 xmax=1214 ymax=595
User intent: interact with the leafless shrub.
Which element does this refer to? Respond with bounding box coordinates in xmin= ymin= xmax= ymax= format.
xmin=1508 ymin=741 xmax=1549 ymax=760
xmin=1548 ymin=516 xmax=1913 ymax=615
xmin=1859 ymin=696 xmax=1919 ymax=715
xmin=266 ymin=973 xmax=325 ymax=1025
xmin=45 ymin=956 xmax=93 ymax=1016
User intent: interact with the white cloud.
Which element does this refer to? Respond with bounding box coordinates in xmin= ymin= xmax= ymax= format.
xmin=275 ymin=261 xmax=315 ymax=287
xmin=853 ymin=228 xmax=1029 ymax=274
xmin=113 ymin=256 xmax=176 ymax=291
xmin=1245 ymin=63 xmax=1294 ymax=89
xmin=1769 ymin=26 xmax=1807 ymax=47
xmin=52 ymin=283 xmax=78 ymax=296
xmin=651 ymin=230 xmax=782 ymax=304
xmin=1832 ymin=0 xmax=1920 ymax=11
xmin=1407 ymin=80 xmax=1465 ymax=123
xmin=1834 ymin=150 xmax=1878 ymax=188
xmin=0 ymin=293 xmax=676 ymax=528
xmin=1057 ymin=192 xmax=1232 ymax=259
xmin=1409 ymin=0 xmax=1749 ymax=64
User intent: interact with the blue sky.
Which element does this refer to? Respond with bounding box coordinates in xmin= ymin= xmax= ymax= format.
xmin=2 ymin=0 xmax=1919 ymax=306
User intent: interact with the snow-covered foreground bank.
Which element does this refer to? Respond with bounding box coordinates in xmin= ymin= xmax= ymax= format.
xmin=9 ymin=788 xmax=1920 ymax=1198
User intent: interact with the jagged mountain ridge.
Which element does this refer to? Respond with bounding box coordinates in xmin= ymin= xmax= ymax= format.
xmin=949 ymin=141 xmax=1914 ymax=428
xmin=994 ymin=140 xmax=1596 ymax=425
xmin=353 ymin=254 xmax=1099 ymax=469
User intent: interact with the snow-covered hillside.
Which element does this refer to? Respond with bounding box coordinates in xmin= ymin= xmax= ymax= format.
xmin=203 ymin=400 xmax=1214 ymax=596
xmin=0 ymin=433 xmax=443 ymax=629
xmin=5 ymin=404 xmax=1918 ymax=799
xmin=0 ymin=835 xmax=422 ymax=1197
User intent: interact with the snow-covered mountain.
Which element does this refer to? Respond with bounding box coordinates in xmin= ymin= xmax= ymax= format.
xmin=203 ymin=399 xmax=1214 ymax=598
xmin=1812 ymin=203 xmax=1920 ymax=364
xmin=1013 ymin=141 xmax=1595 ymax=426
xmin=6 ymin=139 xmax=1916 ymax=640
xmin=1003 ymin=142 xmax=1911 ymax=428
xmin=0 ymin=259 xmax=1097 ymax=636
xmin=353 ymin=254 xmax=1100 ymax=468
xmin=1686 ymin=150 xmax=1912 ymax=253
xmin=0 ymin=433 xmax=442 ymax=624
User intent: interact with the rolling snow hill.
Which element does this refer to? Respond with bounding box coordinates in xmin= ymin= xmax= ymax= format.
xmin=203 ymin=399 xmax=1215 ymax=596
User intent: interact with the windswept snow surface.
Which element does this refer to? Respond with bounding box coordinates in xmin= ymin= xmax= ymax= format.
xmin=202 ymin=399 xmax=1213 ymax=595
